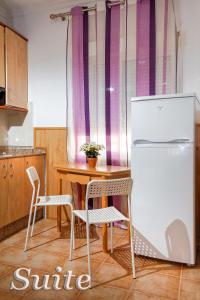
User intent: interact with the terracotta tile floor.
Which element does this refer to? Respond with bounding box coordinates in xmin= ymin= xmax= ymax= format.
xmin=0 ymin=219 xmax=199 ymax=300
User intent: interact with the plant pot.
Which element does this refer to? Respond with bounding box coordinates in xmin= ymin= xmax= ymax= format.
xmin=87 ymin=157 xmax=97 ymax=168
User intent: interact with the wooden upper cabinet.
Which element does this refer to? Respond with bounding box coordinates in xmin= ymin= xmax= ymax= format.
xmin=0 ymin=25 xmax=5 ymax=88
xmin=5 ymin=27 xmax=28 ymax=110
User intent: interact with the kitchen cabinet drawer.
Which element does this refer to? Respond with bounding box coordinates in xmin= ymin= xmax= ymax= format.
xmin=60 ymin=173 xmax=90 ymax=185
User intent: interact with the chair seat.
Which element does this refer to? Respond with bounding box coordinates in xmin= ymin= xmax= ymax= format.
xmin=35 ymin=195 xmax=73 ymax=207
xmin=73 ymin=206 xmax=129 ymax=224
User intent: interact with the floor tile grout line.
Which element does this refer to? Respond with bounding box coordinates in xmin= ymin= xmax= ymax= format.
xmin=124 ymin=263 xmax=183 ymax=300
xmin=91 ymin=253 xmax=108 ymax=276
xmin=154 ymin=271 xmax=183 ymax=279
xmin=124 ymin=269 xmax=137 ymax=300
xmin=0 ymin=280 xmax=32 ymax=297
xmin=0 ymin=254 xmax=75 ymax=276
xmin=126 ymin=288 xmax=176 ymax=300
xmin=87 ymin=246 xmax=131 ymax=289
xmin=177 ymin=264 xmax=183 ymax=300
xmin=75 ymin=252 xmax=123 ymax=300
xmin=180 ymin=276 xmax=200 ymax=283
xmin=128 ymin=286 xmax=180 ymax=300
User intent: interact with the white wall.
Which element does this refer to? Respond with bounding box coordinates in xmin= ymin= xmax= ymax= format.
xmin=176 ymin=0 xmax=200 ymax=99
xmin=0 ymin=108 xmax=34 ymax=146
xmin=8 ymin=103 xmax=34 ymax=146
xmin=13 ymin=10 xmax=68 ymax=127
xmin=11 ymin=0 xmax=95 ymax=127
xmin=0 ymin=111 xmax=8 ymax=145
xmin=0 ymin=2 xmax=13 ymax=26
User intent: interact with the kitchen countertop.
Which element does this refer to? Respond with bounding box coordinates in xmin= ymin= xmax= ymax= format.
xmin=0 ymin=146 xmax=46 ymax=159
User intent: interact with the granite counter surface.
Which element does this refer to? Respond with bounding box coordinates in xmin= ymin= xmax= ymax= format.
xmin=0 ymin=146 xmax=46 ymax=159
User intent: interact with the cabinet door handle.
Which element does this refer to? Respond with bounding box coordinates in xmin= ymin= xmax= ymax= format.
xmin=9 ymin=164 xmax=14 ymax=177
xmin=2 ymin=164 xmax=7 ymax=179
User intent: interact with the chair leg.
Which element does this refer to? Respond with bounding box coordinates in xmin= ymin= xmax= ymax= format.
xmin=129 ymin=222 xmax=136 ymax=279
xmin=24 ymin=206 xmax=33 ymax=251
xmin=86 ymin=221 xmax=92 ymax=288
xmin=69 ymin=212 xmax=75 ymax=261
xmin=31 ymin=206 xmax=37 ymax=237
xmin=110 ymin=222 xmax=113 ymax=254
xmin=73 ymin=220 xmax=75 ymax=250
xmin=44 ymin=207 xmax=47 ymax=219
xmin=71 ymin=207 xmax=75 ymax=250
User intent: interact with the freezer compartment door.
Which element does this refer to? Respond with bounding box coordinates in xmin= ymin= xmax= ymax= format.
xmin=131 ymin=97 xmax=195 ymax=142
xmin=131 ymin=144 xmax=195 ymax=264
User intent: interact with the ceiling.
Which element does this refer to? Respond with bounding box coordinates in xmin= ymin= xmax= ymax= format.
xmin=1 ymin=0 xmax=95 ymax=16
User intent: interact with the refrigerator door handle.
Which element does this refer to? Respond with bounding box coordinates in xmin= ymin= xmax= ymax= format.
xmin=133 ymin=138 xmax=191 ymax=145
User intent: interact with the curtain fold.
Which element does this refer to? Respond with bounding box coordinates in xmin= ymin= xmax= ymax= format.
xmin=71 ymin=6 xmax=90 ymax=163
xmin=83 ymin=8 xmax=90 ymax=143
xmin=136 ymin=0 xmax=151 ymax=96
xmin=105 ymin=2 xmax=121 ymax=166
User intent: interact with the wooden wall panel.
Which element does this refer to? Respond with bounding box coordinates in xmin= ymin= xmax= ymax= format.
xmin=34 ymin=127 xmax=71 ymax=219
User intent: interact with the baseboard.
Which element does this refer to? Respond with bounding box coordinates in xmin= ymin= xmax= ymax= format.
xmin=0 ymin=209 xmax=43 ymax=242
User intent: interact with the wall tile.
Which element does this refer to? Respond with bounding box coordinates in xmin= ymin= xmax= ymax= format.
xmin=0 ymin=111 xmax=8 ymax=146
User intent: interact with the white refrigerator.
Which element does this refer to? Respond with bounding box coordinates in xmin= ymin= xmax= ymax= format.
xmin=131 ymin=93 xmax=199 ymax=265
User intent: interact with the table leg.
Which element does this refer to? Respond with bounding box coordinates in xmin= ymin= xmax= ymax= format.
xmin=102 ymin=195 xmax=108 ymax=252
xmin=128 ymin=223 xmax=131 ymax=243
xmin=57 ymin=178 xmax=62 ymax=232
xmin=81 ymin=185 xmax=86 ymax=209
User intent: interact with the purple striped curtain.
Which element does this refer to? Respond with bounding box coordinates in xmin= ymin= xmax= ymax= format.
xmin=105 ymin=3 xmax=121 ymax=166
xmin=71 ymin=6 xmax=90 ymax=163
xmin=105 ymin=3 xmax=122 ymax=214
xmin=71 ymin=4 xmax=122 ymax=166
xmin=70 ymin=3 xmax=125 ymax=213
xmin=136 ymin=0 xmax=171 ymax=96
xmin=67 ymin=0 xmax=176 ymax=213
xmin=162 ymin=0 xmax=169 ymax=94
xmin=136 ymin=0 xmax=156 ymax=96
xmin=71 ymin=7 xmax=90 ymax=208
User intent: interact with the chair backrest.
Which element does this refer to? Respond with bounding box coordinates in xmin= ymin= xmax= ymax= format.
xmin=26 ymin=166 xmax=41 ymax=206
xmin=85 ymin=177 xmax=133 ymax=201
xmin=26 ymin=166 xmax=40 ymax=188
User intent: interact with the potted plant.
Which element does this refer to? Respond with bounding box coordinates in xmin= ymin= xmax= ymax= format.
xmin=80 ymin=142 xmax=105 ymax=168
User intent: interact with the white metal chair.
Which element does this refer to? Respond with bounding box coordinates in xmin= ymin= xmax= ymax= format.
xmin=69 ymin=177 xmax=135 ymax=287
xmin=24 ymin=166 xmax=73 ymax=251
